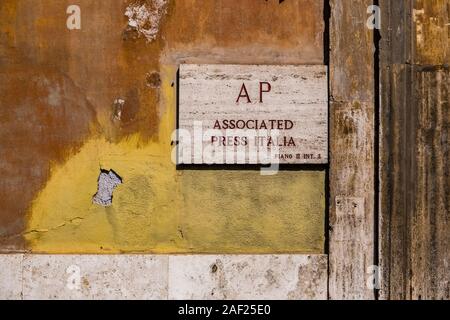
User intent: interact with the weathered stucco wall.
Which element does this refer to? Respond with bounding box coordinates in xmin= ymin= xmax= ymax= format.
xmin=0 ymin=0 xmax=326 ymax=253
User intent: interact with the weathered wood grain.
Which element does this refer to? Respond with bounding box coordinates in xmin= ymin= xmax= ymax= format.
xmin=380 ymin=0 xmax=450 ymax=300
xmin=329 ymin=0 xmax=375 ymax=299
xmin=380 ymin=65 xmax=450 ymax=301
xmin=413 ymin=0 xmax=450 ymax=65
xmin=411 ymin=67 xmax=449 ymax=300
xmin=178 ymin=64 xmax=328 ymax=165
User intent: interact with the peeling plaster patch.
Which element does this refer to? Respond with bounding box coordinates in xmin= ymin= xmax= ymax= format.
xmin=112 ymin=98 xmax=125 ymax=122
xmin=47 ymin=85 xmax=62 ymax=107
xmin=146 ymin=71 xmax=161 ymax=88
xmin=92 ymin=169 xmax=123 ymax=207
xmin=124 ymin=0 xmax=168 ymax=42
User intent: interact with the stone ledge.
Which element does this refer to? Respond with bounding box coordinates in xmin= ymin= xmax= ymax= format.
xmin=0 ymin=254 xmax=327 ymax=300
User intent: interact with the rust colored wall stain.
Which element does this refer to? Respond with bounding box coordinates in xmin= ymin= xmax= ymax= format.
xmin=0 ymin=0 xmax=325 ymax=253
xmin=0 ymin=66 xmax=98 ymax=250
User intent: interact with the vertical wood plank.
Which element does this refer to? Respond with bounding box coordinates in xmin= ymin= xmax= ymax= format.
xmin=329 ymin=0 xmax=375 ymax=299
xmin=379 ymin=0 xmax=414 ymax=299
xmin=380 ymin=0 xmax=449 ymax=300
xmin=411 ymin=68 xmax=449 ymax=300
